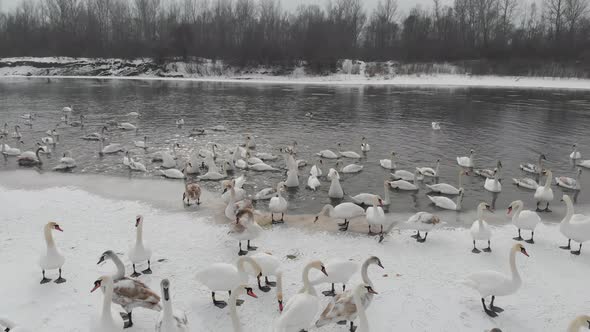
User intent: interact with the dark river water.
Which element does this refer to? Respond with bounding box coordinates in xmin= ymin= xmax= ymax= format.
xmin=1 ymin=77 xmax=590 ymax=222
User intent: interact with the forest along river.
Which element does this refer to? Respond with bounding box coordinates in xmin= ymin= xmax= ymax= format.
xmin=1 ymin=77 xmax=590 ymax=228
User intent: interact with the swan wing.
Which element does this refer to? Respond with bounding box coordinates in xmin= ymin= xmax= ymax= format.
xmin=464 ymin=270 xmax=512 ymax=296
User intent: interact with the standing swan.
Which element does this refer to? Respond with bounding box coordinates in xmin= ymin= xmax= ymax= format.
xmin=366 ymin=197 xmax=389 ymax=237
xmin=316 ymin=256 xmax=383 ymax=330
xmin=230 ymin=208 xmax=263 ymax=256
xmin=156 ymin=279 xmax=189 ymax=332
xmin=534 ymin=170 xmax=554 ymax=212
xmin=273 ymin=261 xmax=328 ymax=331
xmin=470 ymin=202 xmax=493 ymax=253
xmin=128 ymin=215 xmax=152 ymax=277
xmin=508 ymin=200 xmax=541 ymax=243
xmin=559 ymin=195 xmax=590 ymax=255
xmin=461 ymin=243 xmax=529 ymax=317
xmin=318 ymin=283 xmax=377 ymax=332
xmin=39 ymin=221 xmax=66 ymax=284
xmin=269 ymin=182 xmax=288 ymax=224
xmin=90 ymin=276 xmax=124 ymax=332
xmin=314 ymin=203 xmax=365 ymax=232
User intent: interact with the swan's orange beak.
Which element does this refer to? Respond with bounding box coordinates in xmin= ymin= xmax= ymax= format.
xmin=314 ymin=216 xmax=319 ymax=223
xmin=321 ymin=265 xmax=328 ymax=276
xmin=90 ymin=281 xmax=101 ymax=293
xmin=246 ymin=289 xmax=257 ymax=299
xmin=521 ymin=247 xmax=530 ymax=257
xmin=507 ymin=206 xmax=512 ymax=215
xmin=135 ymin=218 xmax=140 ymax=227
xmin=278 ymin=300 xmax=283 ymax=312
xmin=54 ymin=225 xmax=63 ymax=232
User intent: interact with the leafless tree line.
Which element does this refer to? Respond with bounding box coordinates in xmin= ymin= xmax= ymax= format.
xmin=0 ymin=0 xmax=588 ymax=67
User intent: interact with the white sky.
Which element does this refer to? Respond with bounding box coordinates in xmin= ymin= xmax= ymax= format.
xmin=1 ymin=0 xmax=453 ymax=15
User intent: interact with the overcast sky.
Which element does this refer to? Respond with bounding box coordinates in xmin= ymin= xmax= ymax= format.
xmin=1 ymin=0 xmax=453 ymax=14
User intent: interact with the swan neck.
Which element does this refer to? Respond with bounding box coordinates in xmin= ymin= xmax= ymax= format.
xmin=102 ymin=279 xmax=114 ymax=317
xmin=509 ymin=247 xmax=520 ymax=281
xmin=476 ymin=205 xmax=484 ymax=221
xmin=354 ymin=287 xmax=369 ymax=332
xmin=382 ymin=182 xmax=390 ymax=205
xmin=544 ymin=174 xmax=551 ymax=188
xmin=321 ymin=204 xmax=334 ymax=217
xmin=301 ymin=262 xmax=315 ymax=294
xmin=163 ymin=296 xmax=173 ymax=319
xmin=276 ymin=271 xmax=283 ymax=304
xmin=44 ymin=225 xmax=55 ymax=248
xmin=360 ymin=260 xmax=373 ymax=286
xmin=229 ymin=289 xmax=242 ymax=332
xmin=562 ymin=198 xmax=574 ymax=225
xmin=136 ymin=221 xmax=144 ymax=243
xmin=110 ymin=255 xmax=126 ymax=280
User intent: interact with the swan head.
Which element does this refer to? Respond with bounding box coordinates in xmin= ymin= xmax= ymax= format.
xmin=513 ymin=243 xmax=529 ymax=257
xmin=561 ymin=194 xmax=572 ymax=203
xmin=539 ymin=154 xmax=547 ymax=161
xmin=135 ymin=215 xmax=143 ymax=227
xmin=97 ymin=250 xmax=116 ymax=265
xmin=161 ymin=279 xmax=171 ymax=301
xmin=47 ymin=221 xmax=63 ymax=232
xmin=90 ymin=276 xmax=111 ymax=293
xmin=360 ymin=283 xmax=378 ymax=295
xmin=469 ymin=149 xmax=474 ymax=155
xmin=236 ymin=285 xmax=258 ymax=299
xmin=507 ymin=200 xmax=523 ymax=215
xmin=368 ymin=256 xmax=384 ymax=269
xmin=542 ymin=169 xmax=552 ymax=178
xmin=496 ymin=160 xmax=503 ymax=168
xmin=310 ymin=260 xmax=328 ymax=276
xmin=477 ymin=202 xmax=491 ymax=212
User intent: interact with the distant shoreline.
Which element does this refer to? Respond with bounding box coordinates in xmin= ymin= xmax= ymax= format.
xmin=2 ymin=57 xmax=590 ymax=90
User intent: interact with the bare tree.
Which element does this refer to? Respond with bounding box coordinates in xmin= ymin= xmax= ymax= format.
xmin=564 ymin=0 xmax=589 ymax=35
xmin=545 ymin=0 xmax=565 ymax=39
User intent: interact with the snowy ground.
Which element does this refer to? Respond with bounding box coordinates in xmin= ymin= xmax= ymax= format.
xmin=0 ymin=172 xmax=589 ymax=331
xmin=2 ymin=57 xmax=590 ymax=90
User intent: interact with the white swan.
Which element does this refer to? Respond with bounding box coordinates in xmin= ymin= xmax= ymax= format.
xmin=156 ymin=279 xmax=189 ymax=332
xmin=159 ymin=168 xmax=185 ymax=179
xmin=570 ymin=144 xmax=582 ymax=160
xmin=390 ymin=168 xmax=420 ymax=181
xmin=338 ymin=160 xmax=364 ymax=174
xmin=253 ymin=187 xmax=277 ymax=201
xmin=128 ymin=158 xmax=147 ymax=172
xmin=366 ymin=197 xmax=391 ymax=237
xmin=462 ymin=243 xmax=529 ymax=317
xmin=337 ymin=143 xmax=361 ymax=159
xmin=512 ymin=177 xmax=539 ymax=190
xmin=556 ymin=168 xmax=582 ymax=190
xmin=229 ymin=284 xmax=258 ymax=332
xmin=53 ymin=151 xmax=77 ymax=171
xmin=534 ymin=170 xmax=554 ymax=212
xmin=82 ymin=126 xmax=108 ymax=141
xmin=426 ymin=170 xmax=464 ymax=195
xmin=1 ymin=137 xmax=21 ymax=156
xmin=244 ymin=252 xmax=282 ymax=293
xmin=134 ymin=136 xmax=148 ymax=149
xmin=470 ymin=202 xmax=493 ymax=253
xmin=70 ymin=114 xmax=84 ymax=127
xmin=316 ymin=149 xmax=339 ymax=159
xmin=457 ymin=149 xmax=475 ymax=168
xmin=307 ymin=174 xmax=321 ymax=190
xmin=11 ymin=125 xmax=22 ymax=139
xmin=17 ymin=147 xmax=43 ymax=167
xmin=221 ymin=177 xmax=246 ymax=203
xmin=285 ymin=167 xmax=299 ymax=187
xmin=310 ymin=259 xmax=358 ymax=297
xmin=520 ymin=154 xmax=546 ymax=174
xmin=474 ymin=160 xmax=502 ymax=179
xmin=195 ymin=256 xmax=262 ymax=308
xmin=175 ymin=118 xmax=185 ymax=126
xmin=360 ymin=137 xmax=370 ymax=152
xmin=273 ymin=261 xmax=327 ymax=331
xmin=269 ymin=182 xmax=288 ymax=223
xmin=118 ymin=122 xmax=137 ymax=130
xmin=314 ymin=203 xmax=365 ymax=232
xmin=432 ymin=121 xmax=441 ymax=130
xmin=128 ymin=215 xmax=152 ymax=277
xmin=351 ymin=180 xmax=391 ymax=206
xmin=256 ymin=152 xmax=278 ymax=161
xmin=406 ymin=212 xmax=441 ymax=243
xmin=328 ymin=168 xmax=344 ymax=199
xmin=211 ymin=124 xmax=227 ymax=131
xmin=508 ymin=200 xmax=541 ymax=243
xmin=417 ymin=159 xmax=440 ymax=178
xmin=90 ymin=276 xmax=125 ymax=332
xmin=98 ymin=138 xmax=124 ymax=155
xmin=389 ymin=170 xmax=421 ymax=191
xmin=559 ymin=194 xmax=590 ymax=255
xmin=249 ymin=162 xmax=280 ymax=172
xmin=427 ymin=188 xmax=464 ymax=210
xmin=0 ymin=122 xmax=8 ymax=135
xmin=39 ymin=221 xmax=66 ymax=284
xmin=379 ymin=151 xmax=397 ymax=170
xmin=198 ymin=163 xmax=227 ymax=180
xmin=127 ymin=111 xmax=140 ymax=117
xmin=567 ymin=315 xmax=590 ymax=332
xmin=161 ymin=144 xmax=180 ymax=168
xmin=199 ymin=142 xmax=218 ymax=159
xmin=578 ymin=159 xmax=590 ymax=169
xmin=230 ymin=208 xmax=263 ymax=256
xmin=315 ymin=256 xmax=383 ymax=330
xmin=484 ymin=169 xmax=502 ymax=193
xmin=316 ymin=283 xmax=376 ymax=332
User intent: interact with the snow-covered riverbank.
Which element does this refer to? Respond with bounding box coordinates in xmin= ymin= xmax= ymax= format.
xmin=2 ymin=57 xmax=590 ymax=90
xmin=0 ymin=172 xmax=589 ymax=331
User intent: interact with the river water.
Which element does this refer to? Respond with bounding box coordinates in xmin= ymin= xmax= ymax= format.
xmin=1 ymin=77 xmax=589 ymax=224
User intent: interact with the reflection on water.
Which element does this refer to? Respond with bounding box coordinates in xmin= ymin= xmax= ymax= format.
xmin=1 ymin=77 xmax=590 ymax=224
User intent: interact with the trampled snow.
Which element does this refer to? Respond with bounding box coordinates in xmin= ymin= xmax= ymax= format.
xmin=0 ymin=171 xmax=589 ymax=331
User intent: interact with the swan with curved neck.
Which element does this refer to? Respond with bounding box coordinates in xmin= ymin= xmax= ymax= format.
xmin=274 ymin=261 xmax=327 ymax=331
xmin=559 ymin=195 xmax=590 ymax=255
xmin=350 ymin=180 xmax=391 ymax=206
xmin=39 ymin=221 xmax=66 ymax=284
xmin=314 ymin=202 xmax=365 ymax=232
xmin=229 ymin=285 xmax=258 ymax=332
xmin=315 ymin=257 xmax=383 ymax=329
xmin=507 ymin=200 xmax=541 ymax=244
xmin=128 ymin=215 xmax=152 ymax=277
xmin=470 ymin=202 xmax=493 ymax=253
xmin=156 ymin=279 xmax=189 ymax=332
xmin=90 ymin=276 xmax=124 ymax=332
xmin=426 ymin=170 xmax=464 ymax=195
xmin=534 ymin=170 xmax=554 ymax=212
xmin=462 ymin=243 xmax=529 ymax=317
